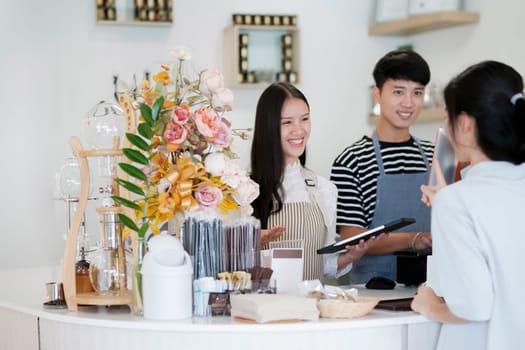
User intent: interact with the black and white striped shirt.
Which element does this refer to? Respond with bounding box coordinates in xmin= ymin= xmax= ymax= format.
xmin=330 ymin=135 xmax=434 ymax=228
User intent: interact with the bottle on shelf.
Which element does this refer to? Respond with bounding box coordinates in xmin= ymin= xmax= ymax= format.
xmin=76 ymin=247 xmax=94 ymax=294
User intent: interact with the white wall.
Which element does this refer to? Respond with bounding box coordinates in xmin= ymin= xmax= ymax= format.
xmin=0 ymin=0 xmax=521 ymax=268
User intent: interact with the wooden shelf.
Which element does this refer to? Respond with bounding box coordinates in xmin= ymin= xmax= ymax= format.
xmin=368 ymin=11 xmax=479 ymax=36
xmin=97 ymin=20 xmax=172 ymax=27
xmin=72 ymin=291 xmax=133 ymax=306
xmin=368 ymin=107 xmax=445 ymax=124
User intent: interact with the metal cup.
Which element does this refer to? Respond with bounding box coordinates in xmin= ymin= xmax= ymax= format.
xmin=45 ymin=282 xmax=65 ymax=302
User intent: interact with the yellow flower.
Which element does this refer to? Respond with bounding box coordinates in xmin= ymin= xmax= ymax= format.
xmin=153 ymin=71 xmax=171 ymax=86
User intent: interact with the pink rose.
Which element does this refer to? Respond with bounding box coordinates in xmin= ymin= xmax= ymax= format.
xmin=211 ymin=88 xmax=234 ymax=112
xmin=163 ymin=121 xmax=188 ymax=151
xmin=199 ymin=68 xmax=224 ymax=97
xmin=171 ymin=106 xmax=190 ymax=125
xmin=195 ymin=183 xmax=223 ymax=209
xmin=194 ymin=107 xmax=220 ymax=140
xmin=213 ymin=121 xmax=232 ymax=148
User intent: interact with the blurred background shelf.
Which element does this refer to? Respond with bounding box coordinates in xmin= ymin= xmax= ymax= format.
xmin=369 ymin=11 xmax=480 ymax=36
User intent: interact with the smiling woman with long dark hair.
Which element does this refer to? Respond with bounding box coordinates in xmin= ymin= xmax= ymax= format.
xmin=250 ymin=82 xmax=381 ymax=281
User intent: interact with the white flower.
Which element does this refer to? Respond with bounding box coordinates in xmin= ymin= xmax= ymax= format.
xmin=169 ymin=46 xmax=192 ymax=61
xmin=199 ymin=68 xmax=224 ymax=97
xmin=238 ymin=204 xmax=254 ymax=217
xmin=204 ymin=152 xmax=228 ymax=177
xmin=232 ymin=178 xmax=260 ymax=206
xmin=211 ymin=87 xmax=234 ymax=112
xmin=221 ymin=162 xmax=245 ymax=188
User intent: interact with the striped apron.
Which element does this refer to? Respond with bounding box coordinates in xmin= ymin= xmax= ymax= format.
xmin=267 ymin=201 xmax=326 ymax=281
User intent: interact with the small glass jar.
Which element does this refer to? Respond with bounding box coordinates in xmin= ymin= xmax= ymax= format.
xmin=89 ymin=207 xmax=132 ymax=294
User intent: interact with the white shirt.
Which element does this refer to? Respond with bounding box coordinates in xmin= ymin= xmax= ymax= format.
xmin=280 ymin=163 xmax=350 ymax=278
xmin=429 ymin=161 xmax=525 ymax=349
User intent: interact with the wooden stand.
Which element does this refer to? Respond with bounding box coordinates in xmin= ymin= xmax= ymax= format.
xmin=62 ymin=94 xmax=140 ymax=312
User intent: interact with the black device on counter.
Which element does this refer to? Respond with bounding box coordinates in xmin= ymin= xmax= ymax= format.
xmin=316 ymin=218 xmax=416 ymax=254
xmin=366 ymin=276 xmax=396 ymax=290
xmin=395 ymin=250 xmax=431 ymax=286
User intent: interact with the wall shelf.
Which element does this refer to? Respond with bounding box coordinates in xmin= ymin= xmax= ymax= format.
xmin=96 ymin=20 xmax=172 ymax=27
xmin=368 ymin=11 xmax=480 ymax=36
xmin=223 ymin=24 xmax=300 ymax=88
xmin=368 ymin=107 xmax=445 ymax=124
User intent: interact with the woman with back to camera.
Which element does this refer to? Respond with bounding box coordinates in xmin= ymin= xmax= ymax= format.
xmin=412 ymin=61 xmax=525 ymax=349
xmin=250 ymin=82 xmax=381 ymax=281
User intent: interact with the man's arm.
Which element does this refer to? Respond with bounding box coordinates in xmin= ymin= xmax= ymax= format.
xmin=338 ymin=225 xmax=431 ymax=255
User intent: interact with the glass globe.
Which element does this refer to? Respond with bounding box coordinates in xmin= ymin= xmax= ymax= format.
xmin=56 ymin=157 xmax=82 ymax=199
xmin=56 ymin=156 xmax=95 ymax=199
xmin=82 ymin=100 xmax=126 ymax=150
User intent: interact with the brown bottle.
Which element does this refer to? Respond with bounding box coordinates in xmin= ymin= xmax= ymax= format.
xmin=76 ymin=248 xmax=94 ymax=294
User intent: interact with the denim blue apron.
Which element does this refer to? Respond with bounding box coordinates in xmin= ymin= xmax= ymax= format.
xmin=349 ymin=130 xmax=431 ymax=284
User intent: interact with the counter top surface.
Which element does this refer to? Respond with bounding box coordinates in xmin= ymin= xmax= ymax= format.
xmin=0 ymin=266 xmax=426 ymax=332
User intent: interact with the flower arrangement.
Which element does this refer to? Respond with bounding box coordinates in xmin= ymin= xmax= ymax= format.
xmin=113 ymin=47 xmax=259 ymax=240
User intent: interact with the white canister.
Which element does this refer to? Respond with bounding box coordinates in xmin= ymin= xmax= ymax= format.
xmin=141 ymin=236 xmax=193 ymax=320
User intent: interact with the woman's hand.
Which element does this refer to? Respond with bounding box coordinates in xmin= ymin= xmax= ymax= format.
xmin=421 ymin=160 xmax=447 ymax=207
xmin=260 ymin=225 xmax=286 ymax=247
xmin=337 ymin=234 xmax=386 ymax=270
xmin=411 ymin=283 xmax=441 ymax=315
xmin=411 ymin=283 xmax=467 ymax=324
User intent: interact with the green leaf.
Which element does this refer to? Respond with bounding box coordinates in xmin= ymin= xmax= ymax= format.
xmin=117 ymin=213 xmax=140 ymax=232
xmin=114 ymin=178 xmax=145 ymax=196
xmin=126 ymin=133 xmax=151 ymax=151
xmin=153 ymin=119 xmax=167 ymax=136
xmin=139 ymin=103 xmax=154 ymax=126
xmin=138 ymin=222 xmax=149 ymax=239
xmin=151 ymin=96 xmax=165 ymax=121
xmin=138 ymin=123 xmax=154 ymax=139
xmin=112 ymin=195 xmax=142 ymax=212
xmin=119 ymin=163 xmax=148 ymax=182
xmin=123 ymin=148 xmax=149 ymax=165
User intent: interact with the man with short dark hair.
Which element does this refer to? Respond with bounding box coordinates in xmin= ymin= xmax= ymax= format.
xmin=330 ymin=50 xmax=433 ymax=284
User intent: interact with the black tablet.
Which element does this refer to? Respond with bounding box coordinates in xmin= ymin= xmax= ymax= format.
xmin=316 ymin=218 xmax=416 ymax=255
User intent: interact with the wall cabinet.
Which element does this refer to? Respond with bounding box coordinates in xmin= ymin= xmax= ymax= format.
xmin=223 ymin=24 xmax=300 ymax=88
xmin=368 ymin=10 xmax=479 ymax=36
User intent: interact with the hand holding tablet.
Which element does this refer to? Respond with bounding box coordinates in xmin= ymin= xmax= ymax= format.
xmin=317 ymin=218 xmax=416 ymax=254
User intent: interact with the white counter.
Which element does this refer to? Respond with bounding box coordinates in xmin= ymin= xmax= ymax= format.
xmin=0 ymin=266 xmax=440 ymax=350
